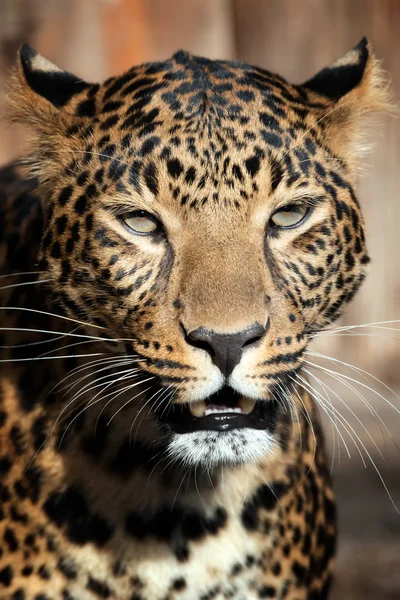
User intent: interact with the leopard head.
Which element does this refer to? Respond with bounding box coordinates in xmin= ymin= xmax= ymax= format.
xmin=7 ymin=39 xmax=392 ymax=468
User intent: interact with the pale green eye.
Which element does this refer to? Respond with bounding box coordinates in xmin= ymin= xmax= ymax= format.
xmin=122 ymin=211 xmax=160 ymax=235
xmin=270 ymin=205 xmax=309 ymax=228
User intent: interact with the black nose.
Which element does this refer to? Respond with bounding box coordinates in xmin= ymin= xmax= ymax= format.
xmin=186 ymin=322 xmax=266 ymax=378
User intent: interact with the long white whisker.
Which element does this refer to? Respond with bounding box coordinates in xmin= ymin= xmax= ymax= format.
xmin=0 ymin=306 xmax=106 ymax=330
xmin=106 ymin=380 xmax=155 ymax=426
xmin=303 ymin=364 xmax=388 ymax=464
xmin=300 ymin=370 xmax=400 ymax=514
xmin=0 ymin=278 xmax=52 ymax=291
xmin=295 ymin=374 xmax=353 ymax=461
xmin=0 ymin=270 xmax=46 ymax=280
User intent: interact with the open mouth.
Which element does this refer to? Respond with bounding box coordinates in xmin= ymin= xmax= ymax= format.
xmin=159 ymin=386 xmax=279 ymax=434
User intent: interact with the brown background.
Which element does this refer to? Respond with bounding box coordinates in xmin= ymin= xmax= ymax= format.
xmin=0 ymin=1 xmax=399 ymax=598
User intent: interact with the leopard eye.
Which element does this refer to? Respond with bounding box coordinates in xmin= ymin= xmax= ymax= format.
xmin=122 ymin=210 xmax=160 ymax=235
xmin=270 ymin=205 xmax=309 ymax=228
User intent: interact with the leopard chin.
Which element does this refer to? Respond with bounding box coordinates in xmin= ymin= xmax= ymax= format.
xmin=167 ymin=429 xmax=278 ymax=468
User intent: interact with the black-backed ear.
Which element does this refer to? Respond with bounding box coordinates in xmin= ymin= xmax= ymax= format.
xmin=304 ymin=38 xmax=370 ymax=102
xmin=18 ymin=44 xmax=89 ymax=108
xmin=302 ymin=38 xmax=395 ymax=175
xmin=5 ymin=45 xmax=92 ymax=185
xmin=6 ymin=44 xmax=91 ymax=128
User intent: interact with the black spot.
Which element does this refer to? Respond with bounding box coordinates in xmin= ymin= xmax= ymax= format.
xmin=270 ymin=157 xmax=284 ymax=191
xmin=31 ymin=416 xmax=47 ymax=451
xmin=4 ymin=527 xmax=19 ymax=552
xmin=259 ymin=112 xmax=281 ymax=131
xmin=167 ymin=159 xmax=184 ymax=179
xmin=10 ymin=425 xmax=24 ymax=455
xmin=0 ymin=564 xmax=13 ymax=586
xmin=245 ymin=155 xmax=261 ymax=177
xmin=232 ymin=164 xmax=244 ymax=182
xmin=345 ymin=249 xmax=355 ymax=270
xmin=261 ymin=130 xmax=283 ymax=149
xmin=241 ymin=483 xmax=286 ymax=530
xmin=43 ymin=485 xmax=114 ymax=547
xmin=292 ymin=560 xmax=307 ymax=584
xmin=100 ymin=115 xmax=119 ymax=131
xmin=143 ymin=162 xmax=159 ymax=196
xmin=237 ymin=90 xmax=255 ymax=102
xmin=51 ymin=241 xmax=61 ymax=259
xmin=0 ymin=411 xmax=7 ymax=428
xmin=77 ymin=98 xmax=96 ymax=117
xmin=141 ymin=136 xmax=161 ymax=156
xmin=56 ymin=215 xmax=68 ymax=235
xmin=87 ymin=576 xmax=111 ymax=598
xmin=185 ymin=166 xmax=196 ymax=184
xmin=258 ymin=586 xmax=276 ymax=598
xmin=172 ymin=577 xmax=187 ymax=591
xmin=38 ymin=565 xmax=51 ymax=580
xmin=102 ymin=100 xmax=123 ymax=113
xmin=57 ymin=557 xmax=78 ymax=580
xmin=74 ymin=194 xmax=88 ymax=215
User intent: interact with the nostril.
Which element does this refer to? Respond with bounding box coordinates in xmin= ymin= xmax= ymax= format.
xmin=242 ymin=333 xmax=262 ymax=348
xmin=242 ymin=320 xmax=269 ymax=348
xmin=180 ymin=323 xmax=214 ymax=354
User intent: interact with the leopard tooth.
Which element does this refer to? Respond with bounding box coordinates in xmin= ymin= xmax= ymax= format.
xmin=189 ymin=401 xmax=206 ymax=417
xmin=239 ymin=397 xmax=257 ymax=414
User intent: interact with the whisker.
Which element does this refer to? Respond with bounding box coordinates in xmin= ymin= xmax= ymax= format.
xmin=0 ymin=306 xmax=106 ymax=330
xmin=299 ymin=370 xmax=400 ymax=514
xmin=106 ymin=380 xmax=155 ymax=426
xmin=60 ymin=359 xmax=137 ymax=394
xmin=0 ymin=270 xmax=46 ymax=280
xmin=295 ymin=374 xmax=353 ymax=461
xmin=303 ymin=365 xmax=387 ymax=464
xmin=0 ymin=353 xmax=108 ymax=363
xmin=0 ymin=278 xmax=52 ymax=291
xmin=0 ymin=331 xmax=73 ymax=350
xmin=0 ymin=325 xmax=137 ymax=346
xmin=58 ymin=377 xmax=153 ymax=447
xmin=305 ymin=353 xmax=400 ymax=417
xmin=49 ymin=355 xmax=135 ymax=395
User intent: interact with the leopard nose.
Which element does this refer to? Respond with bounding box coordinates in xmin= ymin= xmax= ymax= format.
xmin=185 ymin=322 xmax=266 ymax=378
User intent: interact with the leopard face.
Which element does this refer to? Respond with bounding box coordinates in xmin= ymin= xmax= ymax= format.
xmin=7 ymin=39 xmax=389 ymax=469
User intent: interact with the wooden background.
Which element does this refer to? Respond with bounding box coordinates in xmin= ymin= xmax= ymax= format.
xmin=0 ymin=2 xmax=399 ymax=597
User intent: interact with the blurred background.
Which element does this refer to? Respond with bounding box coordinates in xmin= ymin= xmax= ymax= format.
xmin=0 ymin=1 xmax=399 ymax=597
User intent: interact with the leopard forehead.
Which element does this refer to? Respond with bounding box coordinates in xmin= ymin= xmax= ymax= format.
xmin=58 ymin=49 xmax=335 ymax=214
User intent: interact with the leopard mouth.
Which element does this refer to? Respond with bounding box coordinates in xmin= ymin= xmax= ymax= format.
xmin=159 ymin=387 xmax=280 ymax=433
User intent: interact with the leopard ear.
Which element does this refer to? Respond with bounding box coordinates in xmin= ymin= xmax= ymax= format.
xmin=304 ymin=38 xmax=373 ymax=102
xmin=6 ymin=44 xmax=90 ymax=126
xmin=5 ymin=45 xmax=94 ymax=185
xmin=303 ymin=38 xmax=395 ymax=170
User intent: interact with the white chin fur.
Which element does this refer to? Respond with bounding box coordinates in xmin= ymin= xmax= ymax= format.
xmin=167 ymin=429 xmax=276 ymax=468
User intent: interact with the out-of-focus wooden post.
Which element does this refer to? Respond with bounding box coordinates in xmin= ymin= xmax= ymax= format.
xmin=101 ymin=0 xmax=235 ymax=74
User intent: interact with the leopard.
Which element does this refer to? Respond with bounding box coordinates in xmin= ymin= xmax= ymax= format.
xmin=0 ymin=38 xmax=392 ymax=600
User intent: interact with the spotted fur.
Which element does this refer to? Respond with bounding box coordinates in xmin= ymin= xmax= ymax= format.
xmin=0 ymin=39 xmax=392 ymax=599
